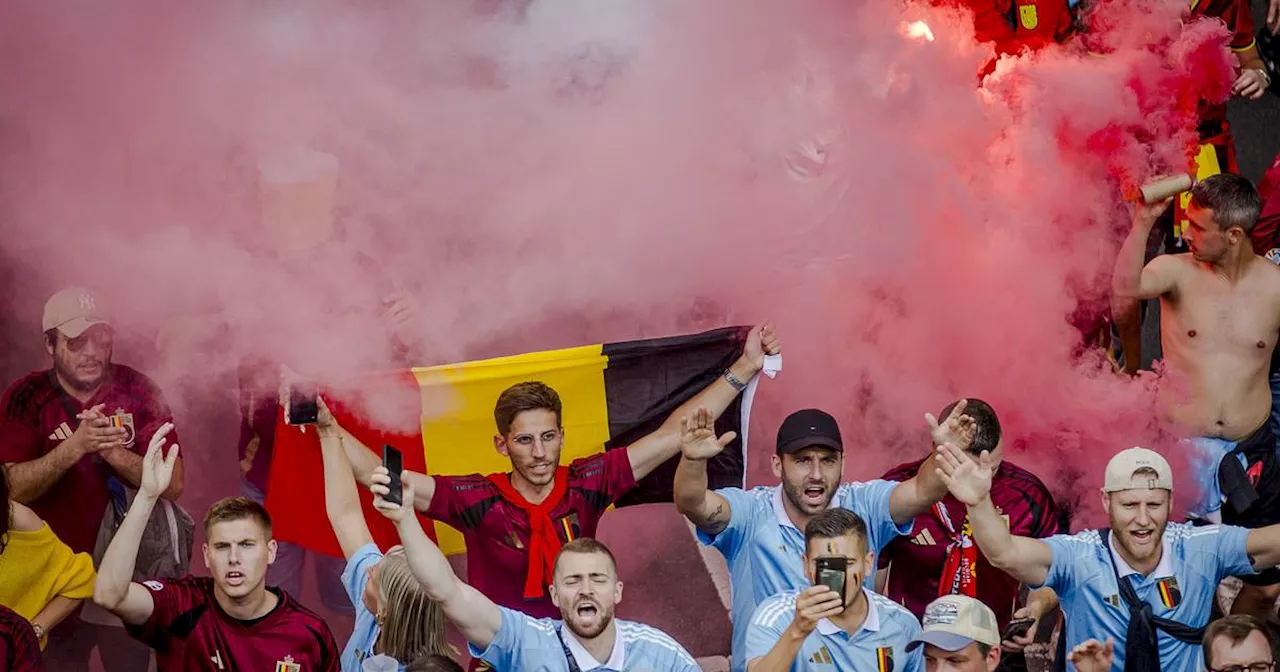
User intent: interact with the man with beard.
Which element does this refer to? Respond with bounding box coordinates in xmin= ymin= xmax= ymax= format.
xmin=93 ymin=424 xmax=340 ymax=671
xmin=333 ymin=323 xmax=780 ymax=625
xmin=935 ymin=442 xmax=1280 ymax=671
xmin=878 ymin=399 xmax=1059 ymax=672
xmin=1113 ymin=175 xmax=1280 ymax=619
xmin=0 ymin=287 xmax=183 ymax=671
xmin=744 ymin=508 xmax=923 ymax=671
xmin=675 ymin=406 xmax=948 ymax=671
xmin=371 ymin=470 xmax=700 ymax=671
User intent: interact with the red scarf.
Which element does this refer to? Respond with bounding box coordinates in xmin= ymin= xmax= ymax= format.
xmin=486 ymin=467 xmax=570 ymax=599
xmin=935 ymin=502 xmax=979 ymax=598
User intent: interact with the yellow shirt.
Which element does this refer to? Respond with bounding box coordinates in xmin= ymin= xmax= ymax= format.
xmin=0 ymin=522 xmax=97 ymax=623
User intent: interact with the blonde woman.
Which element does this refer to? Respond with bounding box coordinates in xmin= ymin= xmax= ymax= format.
xmin=0 ymin=467 xmax=96 ymax=648
xmin=313 ymin=397 xmax=453 ymax=671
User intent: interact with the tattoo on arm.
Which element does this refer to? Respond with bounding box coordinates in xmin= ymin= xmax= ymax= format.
xmin=702 ymin=502 xmax=729 ymax=534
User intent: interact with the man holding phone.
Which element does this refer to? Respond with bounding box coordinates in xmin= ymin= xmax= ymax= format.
xmin=327 ymin=323 xmax=780 ymax=627
xmin=744 ymin=508 xmax=923 ymax=672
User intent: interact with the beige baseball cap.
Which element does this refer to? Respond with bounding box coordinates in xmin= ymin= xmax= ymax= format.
xmin=1103 ymin=447 xmax=1173 ymax=492
xmin=907 ymin=594 xmax=1000 ymax=652
xmin=42 ymin=287 xmax=109 ymax=338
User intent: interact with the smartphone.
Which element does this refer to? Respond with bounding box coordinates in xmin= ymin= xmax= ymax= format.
xmin=382 ymin=444 xmax=404 ymax=506
xmin=814 ymin=556 xmax=847 ymax=602
xmin=1001 ymin=617 xmax=1036 ymax=641
xmin=286 ymin=383 xmax=319 ymax=426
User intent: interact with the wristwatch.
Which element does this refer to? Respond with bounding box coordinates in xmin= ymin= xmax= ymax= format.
xmin=723 ymin=369 xmax=749 ymax=392
xmin=29 ymin=621 xmax=45 ymax=640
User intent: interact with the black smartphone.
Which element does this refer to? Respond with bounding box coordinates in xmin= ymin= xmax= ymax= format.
xmin=1001 ymin=617 xmax=1036 ymax=641
xmin=286 ymin=383 xmax=319 ymax=426
xmin=814 ymin=556 xmax=847 ymax=602
xmin=382 ymin=444 xmax=404 ymax=506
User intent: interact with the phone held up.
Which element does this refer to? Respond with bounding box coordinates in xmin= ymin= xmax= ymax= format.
xmin=1001 ymin=617 xmax=1035 ymax=642
xmin=382 ymin=444 xmax=404 ymax=506
xmin=286 ymin=382 xmax=320 ymax=426
xmin=814 ymin=556 xmax=847 ymax=603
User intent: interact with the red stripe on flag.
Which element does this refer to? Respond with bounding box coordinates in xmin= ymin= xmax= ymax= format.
xmin=265 ymin=370 xmax=436 ymax=557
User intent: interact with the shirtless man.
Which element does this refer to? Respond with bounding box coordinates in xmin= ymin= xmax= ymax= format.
xmin=1112 ymin=173 xmax=1280 ymax=618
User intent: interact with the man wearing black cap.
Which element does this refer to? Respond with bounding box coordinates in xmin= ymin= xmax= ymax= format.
xmin=674 ymin=405 xmax=949 ymax=671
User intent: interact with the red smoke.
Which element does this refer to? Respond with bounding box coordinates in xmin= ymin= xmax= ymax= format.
xmin=0 ymin=0 xmax=1241 ymax=652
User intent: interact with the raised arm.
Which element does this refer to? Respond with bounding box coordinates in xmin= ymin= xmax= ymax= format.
xmin=627 ymin=323 xmax=780 ymax=481
xmin=673 ymin=408 xmax=735 ymax=535
xmin=1112 ymin=197 xmax=1179 ymax=303
xmin=370 ymin=467 xmax=502 ymax=649
xmin=1245 ymin=522 xmax=1280 ymax=570
xmin=935 ymin=443 xmax=1054 ymax=586
xmin=886 ymin=402 xmax=975 ymax=526
xmin=92 ymin=423 xmax=180 ymax=625
xmin=316 ymin=398 xmax=374 ymax=560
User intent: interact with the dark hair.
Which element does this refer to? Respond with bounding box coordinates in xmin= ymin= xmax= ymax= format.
xmin=553 ymin=537 xmax=618 ymax=578
xmin=1190 ymin=174 xmax=1261 ymax=233
xmin=493 ymin=382 xmax=562 ymax=435
xmin=804 ymin=509 xmax=869 ymax=553
xmin=0 ymin=466 xmax=10 ymax=555
xmin=406 ymin=654 xmax=464 ymax=672
xmin=939 ymin=398 xmax=1002 ymax=454
xmin=975 ymin=642 xmax=992 ymax=659
xmin=1204 ymin=615 xmax=1275 ymax=669
xmin=43 ymin=329 xmax=57 ymax=349
xmin=202 ymin=497 xmax=273 ymax=537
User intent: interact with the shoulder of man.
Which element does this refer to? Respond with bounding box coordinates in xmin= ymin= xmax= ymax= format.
xmin=276 ymin=589 xmax=337 ymax=638
xmin=750 ymin=590 xmax=800 ymax=628
xmin=880 ymin=459 xmax=925 ymax=483
xmin=992 ymin=463 xmax=1058 ymax=510
xmin=617 ymin=620 xmax=692 ymax=657
xmin=0 ymin=371 xmax=54 ymax=422
xmin=870 ymin=592 xmax=921 ymax=631
xmin=107 ymin=364 xmax=165 ymax=396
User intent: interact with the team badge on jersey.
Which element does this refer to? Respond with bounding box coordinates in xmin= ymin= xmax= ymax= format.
xmin=275 ymin=655 xmax=301 ymax=672
xmin=1157 ymin=577 xmax=1183 ymax=608
xmin=110 ymin=409 xmax=136 ymax=447
xmin=876 ymin=646 xmax=895 ymax=672
xmin=1018 ymin=3 xmax=1039 ymax=29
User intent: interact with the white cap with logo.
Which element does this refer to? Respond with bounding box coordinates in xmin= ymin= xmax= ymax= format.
xmin=1103 ymin=447 xmax=1173 ymax=492
xmin=906 ymin=594 xmax=1001 ymax=653
xmin=42 ymin=287 xmax=110 ymax=338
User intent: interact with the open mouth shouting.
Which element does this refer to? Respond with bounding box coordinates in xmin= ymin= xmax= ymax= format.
xmin=574 ymin=600 xmax=600 ymax=620
xmin=224 ymin=571 xmax=247 ymax=587
xmin=1129 ymin=529 xmax=1156 ymax=546
xmin=801 ymin=483 xmax=827 ymax=506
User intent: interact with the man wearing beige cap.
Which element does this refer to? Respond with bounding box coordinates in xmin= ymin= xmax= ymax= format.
xmin=935 ymin=441 xmax=1280 ymax=672
xmin=906 ymin=594 xmax=1002 ymax=671
xmin=0 ymin=286 xmax=183 ymax=671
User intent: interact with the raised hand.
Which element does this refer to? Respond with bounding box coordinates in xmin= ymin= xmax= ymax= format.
xmin=925 ymin=399 xmax=975 ymax=451
xmin=1067 ymin=638 xmax=1114 ymax=672
xmin=742 ymin=323 xmax=781 ymax=373
xmin=371 ymin=466 xmax=415 ymax=525
xmin=139 ymin=422 xmax=179 ymax=500
xmin=934 ymin=442 xmax=994 ymax=506
xmin=1132 ymin=196 xmax=1174 ymax=228
xmin=72 ymin=403 xmax=129 ymax=454
xmin=1000 ymin=606 xmax=1039 ymax=653
xmin=680 ymin=407 xmax=736 ymax=461
xmin=790 ymin=585 xmax=844 ymax=636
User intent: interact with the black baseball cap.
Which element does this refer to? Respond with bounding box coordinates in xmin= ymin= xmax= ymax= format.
xmin=776 ymin=409 xmax=843 ymax=455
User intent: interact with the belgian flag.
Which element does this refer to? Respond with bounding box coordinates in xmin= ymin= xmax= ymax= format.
xmin=266 ymin=326 xmax=755 ymax=556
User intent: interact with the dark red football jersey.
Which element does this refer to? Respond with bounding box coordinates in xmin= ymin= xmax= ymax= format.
xmin=127 ymin=576 xmax=339 ymax=672
xmin=0 ymin=365 xmax=180 ymax=553
xmin=0 ymin=604 xmax=44 ymax=672
xmin=879 ymin=457 xmax=1059 ymax=629
xmin=425 ymin=448 xmax=638 ymax=618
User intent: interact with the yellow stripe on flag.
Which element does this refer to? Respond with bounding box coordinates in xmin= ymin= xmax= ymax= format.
xmin=411 ymin=344 xmax=610 ymax=555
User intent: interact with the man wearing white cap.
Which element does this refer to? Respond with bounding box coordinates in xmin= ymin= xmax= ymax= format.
xmin=935 ymin=441 xmax=1280 ymax=672
xmin=0 ymin=287 xmax=183 ymax=671
xmin=906 ymin=594 xmax=1002 ymax=672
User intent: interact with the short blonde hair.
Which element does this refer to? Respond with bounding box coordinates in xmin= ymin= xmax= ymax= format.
xmin=202 ymin=497 xmax=272 ymax=537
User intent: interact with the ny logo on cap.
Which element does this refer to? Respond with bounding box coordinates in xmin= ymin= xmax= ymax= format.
xmin=79 ymin=293 xmax=95 ymax=312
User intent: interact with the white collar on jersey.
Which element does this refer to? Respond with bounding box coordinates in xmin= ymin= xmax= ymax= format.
xmin=563 ymin=623 xmax=626 ymax=671
xmin=1107 ymin=530 xmax=1174 ymax=579
xmin=816 ymin=588 xmax=881 ymax=636
xmin=773 ymin=484 xmax=837 ymax=531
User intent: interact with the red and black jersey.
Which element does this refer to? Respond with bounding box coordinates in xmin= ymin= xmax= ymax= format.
xmin=127 ymin=576 xmax=339 ymax=672
xmin=1192 ymin=0 xmax=1257 ymax=128
xmin=0 ymin=365 xmax=179 ymax=553
xmin=878 ymin=458 xmax=1060 ymax=629
xmin=425 ymin=448 xmax=637 ymax=619
xmin=0 ymin=604 xmax=44 ymax=672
